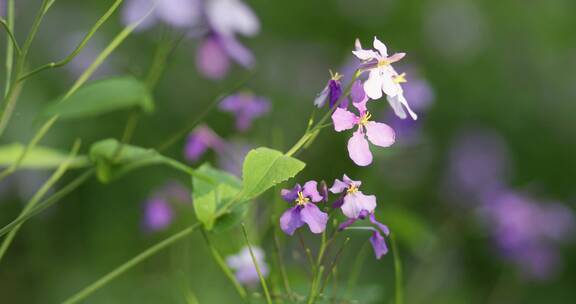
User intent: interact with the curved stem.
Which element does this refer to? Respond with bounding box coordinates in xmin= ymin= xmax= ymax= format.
xmin=17 ymin=0 xmax=124 ymax=82
xmin=0 ymin=18 xmax=20 ymax=55
xmin=3 ymin=0 xmax=15 ymax=97
xmin=0 ymin=139 xmax=82 ymax=263
xmin=62 ymin=223 xmax=201 ymax=304
xmin=391 ymin=234 xmax=404 ymax=304
xmin=241 ymin=224 xmax=272 ymax=304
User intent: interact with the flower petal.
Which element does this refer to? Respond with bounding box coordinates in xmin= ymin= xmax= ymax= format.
xmin=364 ymin=69 xmax=384 ymax=100
xmin=220 ymin=35 xmax=255 ymax=68
xmin=279 ymin=207 xmax=305 ymax=235
xmin=196 ymin=36 xmax=230 ymax=80
xmin=373 ymin=36 xmax=388 ymax=57
xmin=332 ymin=108 xmax=358 ymax=132
xmin=387 ymin=52 xmax=406 ymax=63
xmin=387 ymin=93 xmax=417 ymax=120
xmin=350 ymin=80 xmax=367 ymax=104
xmin=337 ymin=217 xmax=358 ymax=231
xmin=329 ymin=178 xmax=347 ymax=194
xmin=303 ymin=181 xmax=323 ymax=203
xmin=280 ymin=184 xmax=301 ymax=202
xmin=369 ymin=213 xmax=390 ymax=236
xmin=347 ymin=131 xmax=373 ymax=166
xmin=381 ymin=69 xmax=400 ymax=97
xmin=365 ymin=121 xmax=395 ymax=147
xmin=341 ymin=191 xmax=377 ymax=218
xmin=370 ymin=231 xmax=389 ymax=259
xmin=314 ymin=84 xmax=329 ymax=108
xmin=300 ymin=203 xmax=328 ymax=234
xmin=352 ymin=49 xmax=379 ymax=61
xmin=342 ymin=174 xmax=361 ymax=188
xmin=206 ymin=0 xmax=260 ymax=37
xmin=156 ymin=0 xmax=201 ymax=28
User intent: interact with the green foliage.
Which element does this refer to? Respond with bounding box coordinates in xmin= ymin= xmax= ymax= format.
xmin=0 ymin=143 xmax=89 ymax=169
xmin=89 ymin=138 xmax=165 ymax=183
xmin=241 ymin=147 xmax=306 ymax=199
xmin=192 ymin=163 xmax=244 ymax=231
xmin=43 ymin=76 xmax=154 ymax=119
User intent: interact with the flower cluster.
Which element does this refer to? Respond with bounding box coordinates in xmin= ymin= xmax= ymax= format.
xmin=122 ymin=0 xmax=260 ymax=79
xmin=280 ymin=175 xmax=390 ymax=259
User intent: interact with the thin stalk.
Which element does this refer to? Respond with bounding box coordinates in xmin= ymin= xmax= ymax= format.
xmin=273 ymin=230 xmax=293 ymax=300
xmin=345 ymin=240 xmax=369 ymax=297
xmin=391 ymin=234 xmax=403 ymax=304
xmin=17 ymin=0 xmax=124 ymax=82
xmin=3 ymin=0 xmax=15 ymax=97
xmin=0 ymin=18 xmax=20 ymax=55
xmin=319 ymin=238 xmax=350 ymax=294
xmin=0 ymin=169 xmax=95 ymax=238
xmin=62 ymin=223 xmax=201 ymax=304
xmin=297 ymin=230 xmax=316 ymax=276
xmin=200 ymin=228 xmax=248 ymax=301
xmin=306 ymin=266 xmax=325 ymax=304
xmin=0 ymin=5 xmax=152 ymax=181
xmin=0 ymin=139 xmax=81 ymax=263
xmin=241 ymin=224 xmax=272 ymax=304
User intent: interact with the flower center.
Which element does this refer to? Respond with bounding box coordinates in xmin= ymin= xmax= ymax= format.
xmin=359 ymin=112 xmax=372 ymax=126
xmin=329 ymin=70 xmax=343 ymax=81
xmin=393 ymin=73 xmax=407 ymax=84
xmin=378 ymin=59 xmax=391 ymax=67
xmin=347 ymin=184 xmax=358 ymax=194
xmin=296 ymin=191 xmax=310 ymax=205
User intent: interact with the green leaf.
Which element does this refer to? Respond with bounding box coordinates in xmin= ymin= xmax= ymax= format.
xmin=44 ymin=76 xmax=154 ymax=119
xmin=241 ymin=147 xmax=306 ymax=199
xmin=0 ymin=143 xmax=89 ymax=169
xmin=89 ymin=138 xmax=165 ymax=183
xmin=192 ymin=164 xmax=243 ymax=230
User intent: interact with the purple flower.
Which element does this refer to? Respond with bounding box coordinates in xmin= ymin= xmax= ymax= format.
xmin=205 ymin=0 xmax=260 ymax=38
xmin=330 ymin=175 xmax=376 ymax=219
xmin=196 ymin=33 xmax=255 ymax=80
xmin=226 ymin=246 xmax=269 ymax=286
xmin=279 ymin=181 xmax=328 ymax=235
xmin=331 ymin=91 xmax=395 ymax=166
xmin=184 ymin=125 xmax=225 ymax=162
xmin=219 ymin=92 xmax=271 ymax=132
xmin=314 ymin=71 xmax=344 ymax=108
xmin=216 ymin=141 xmax=253 ymax=177
xmin=143 ymin=197 xmax=173 ymax=232
xmin=122 ymin=0 xmax=201 ymax=31
xmin=338 ymin=210 xmax=390 ymax=259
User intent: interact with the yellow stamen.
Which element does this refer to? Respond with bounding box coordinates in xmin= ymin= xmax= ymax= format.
xmin=296 ymin=191 xmax=310 ymax=205
xmin=378 ymin=59 xmax=391 ymax=67
xmin=393 ymin=72 xmax=407 ymax=84
xmin=329 ymin=69 xmax=343 ymax=81
xmin=347 ymin=184 xmax=358 ymax=194
xmin=359 ymin=111 xmax=372 ymax=126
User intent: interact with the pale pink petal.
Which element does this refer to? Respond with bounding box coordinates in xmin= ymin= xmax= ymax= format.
xmin=354 ymin=38 xmax=363 ymax=50
xmin=329 ymin=178 xmax=347 ymax=194
xmin=387 ymin=94 xmax=418 ymax=120
xmin=365 ymin=121 xmax=395 ymax=147
xmin=300 ymin=204 xmax=328 ymax=234
xmin=381 ymin=71 xmax=399 ymax=97
xmin=206 ymin=0 xmax=260 ymax=37
xmin=373 ymin=36 xmax=388 ymax=57
xmin=387 ymin=52 xmax=406 ymax=63
xmin=363 ymin=69 xmax=384 ymax=100
xmin=332 ymin=108 xmax=358 ymax=132
xmin=347 ymin=131 xmax=372 ymax=166
xmin=341 ymin=191 xmax=377 ymax=218
xmin=352 ymin=49 xmax=379 ymax=61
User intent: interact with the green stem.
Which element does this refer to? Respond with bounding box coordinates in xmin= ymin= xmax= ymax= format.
xmin=3 ymin=0 xmax=14 ymax=97
xmin=200 ymin=228 xmax=248 ymax=301
xmin=306 ymin=266 xmax=324 ymax=304
xmin=273 ymin=230 xmax=293 ymax=300
xmin=0 ymin=18 xmax=20 ymax=55
xmin=0 ymin=5 xmax=151 ymax=182
xmin=345 ymin=240 xmax=369 ymax=297
xmin=319 ymin=237 xmax=350 ymax=294
xmin=0 ymin=169 xmax=95 ymax=238
xmin=62 ymin=223 xmax=201 ymax=304
xmin=241 ymin=224 xmax=272 ymax=304
xmin=17 ymin=0 xmax=124 ymax=82
xmin=0 ymin=139 xmax=81 ymax=263
xmin=391 ymin=234 xmax=403 ymax=304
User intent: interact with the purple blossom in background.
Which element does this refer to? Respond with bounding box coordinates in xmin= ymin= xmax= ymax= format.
xmin=480 ymin=190 xmax=575 ymax=280
xmin=314 ymin=71 xmax=344 ymax=108
xmin=185 ymin=125 xmax=225 ymax=162
xmin=330 ymin=174 xmax=377 ymax=219
xmin=196 ymin=0 xmax=260 ymax=79
xmin=445 ymin=128 xmax=510 ymax=201
xmin=122 ymin=0 xmax=201 ymax=31
xmin=143 ymin=197 xmax=173 ymax=232
xmin=216 ymin=141 xmax=252 ymax=177
xmin=226 ymin=246 xmax=269 ymax=286
xmin=338 ymin=210 xmax=390 ymax=259
xmin=279 ymin=181 xmax=328 ymax=235
xmin=219 ymin=93 xmax=271 ymax=132
xmin=332 ymin=90 xmax=395 ymax=166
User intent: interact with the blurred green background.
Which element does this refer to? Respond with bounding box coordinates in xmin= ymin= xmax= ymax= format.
xmin=1 ymin=0 xmax=575 ymax=303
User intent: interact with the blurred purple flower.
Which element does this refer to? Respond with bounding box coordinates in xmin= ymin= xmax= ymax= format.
xmin=314 ymin=71 xmax=344 ymax=108
xmin=332 ymin=94 xmax=395 ymax=166
xmin=205 ymin=0 xmax=260 ymax=37
xmin=279 ymin=182 xmax=328 ymax=235
xmin=216 ymin=141 xmax=252 ymax=177
xmin=338 ymin=210 xmax=390 ymax=259
xmin=481 ymin=190 xmax=575 ymax=280
xmin=196 ymin=33 xmax=255 ymax=80
xmin=330 ymin=174 xmax=377 ymax=219
xmin=219 ymin=92 xmax=270 ymax=132
xmin=122 ymin=0 xmax=201 ymax=31
xmin=185 ymin=125 xmax=225 ymax=162
xmin=143 ymin=197 xmax=173 ymax=232
xmin=226 ymin=246 xmax=268 ymax=286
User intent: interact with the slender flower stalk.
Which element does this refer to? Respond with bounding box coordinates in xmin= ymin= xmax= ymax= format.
xmin=241 ymin=224 xmax=272 ymax=304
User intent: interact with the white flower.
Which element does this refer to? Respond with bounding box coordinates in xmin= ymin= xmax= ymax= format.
xmin=206 ymin=0 xmax=260 ymax=37
xmin=353 ymin=37 xmax=417 ymax=120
